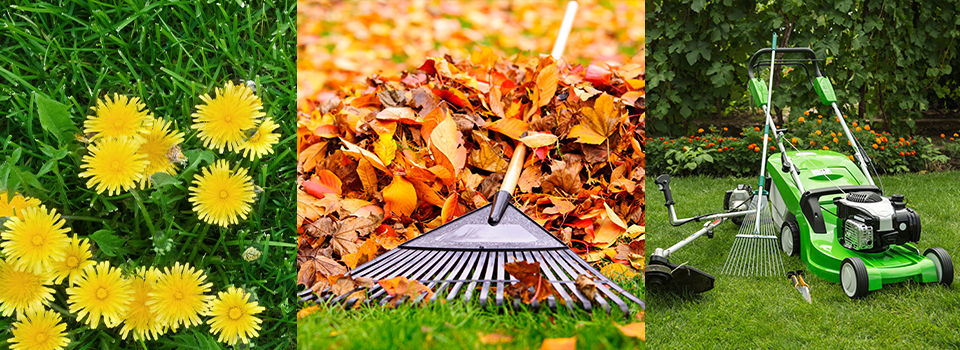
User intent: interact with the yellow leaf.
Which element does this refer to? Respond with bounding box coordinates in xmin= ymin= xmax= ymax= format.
xmin=374 ymin=134 xmax=397 ymax=166
xmin=536 ymin=62 xmax=559 ymax=108
xmin=625 ymin=225 xmax=645 ymax=240
xmin=340 ymin=138 xmax=389 ymax=173
xmin=520 ymin=133 xmax=558 ymax=148
xmin=383 ymin=175 xmax=418 ymax=217
xmin=600 ymin=263 xmax=639 ymax=280
xmin=567 ymin=124 xmax=605 ymax=144
xmin=604 ymin=202 xmax=628 ymax=229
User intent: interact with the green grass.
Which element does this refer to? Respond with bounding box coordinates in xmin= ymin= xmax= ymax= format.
xmin=0 ymin=1 xmax=295 ymax=348
xmin=646 ymin=172 xmax=960 ymax=348
xmin=298 ymin=278 xmax=645 ymax=349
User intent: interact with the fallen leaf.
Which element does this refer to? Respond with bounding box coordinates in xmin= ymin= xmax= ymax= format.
xmin=478 ymin=332 xmax=513 ymax=345
xmin=539 ymin=337 xmax=576 ymax=350
xmin=440 ymin=193 xmax=463 ymax=224
xmin=575 ymin=274 xmax=597 ymax=301
xmin=536 ymin=62 xmax=559 ymax=107
xmin=504 ymin=261 xmax=559 ymax=304
xmin=376 ymin=107 xmax=421 ymax=124
xmin=599 ymin=263 xmax=639 ymax=280
xmin=383 ymin=175 xmax=418 ymax=217
xmin=617 ymin=322 xmax=645 ymax=341
xmin=430 ymin=114 xmax=467 ymax=173
xmin=520 ymin=133 xmax=558 ymax=148
xmin=487 ymin=118 xmax=528 ymax=140
xmin=374 ymin=134 xmax=397 ymax=166
xmin=378 ymin=276 xmax=434 ymax=305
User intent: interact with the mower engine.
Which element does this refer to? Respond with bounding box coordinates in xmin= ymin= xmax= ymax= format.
xmin=834 ymin=192 xmax=921 ymax=253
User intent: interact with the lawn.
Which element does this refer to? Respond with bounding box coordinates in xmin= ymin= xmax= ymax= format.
xmin=297 ymin=277 xmax=644 ymax=350
xmin=0 ymin=1 xmax=295 ymax=348
xmin=645 ymin=172 xmax=960 ymax=348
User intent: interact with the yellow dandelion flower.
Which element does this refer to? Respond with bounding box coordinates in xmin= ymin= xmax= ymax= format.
xmin=79 ymin=137 xmax=148 ymax=195
xmin=138 ymin=117 xmax=186 ymax=182
xmin=9 ymin=308 xmax=69 ymax=350
xmin=206 ymin=286 xmax=265 ymax=346
xmin=189 ymin=160 xmax=255 ymax=227
xmin=84 ymin=94 xmax=151 ymax=140
xmin=1 ymin=206 xmax=71 ymax=274
xmin=50 ymin=235 xmax=95 ymax=285
xmin=66 ymin=261 xmax=133 ymax=328
xmin=191 ymin=81 xmax=264 ymax=153
xmin=0 ymin=192 xmax=41 ymax=219
xmin=0 ymin=260 xmax=55 ymax=318
xmin=149 ymin=262 xmax=214 ymax=331
xmin=239 ymin=117 xmax=280 ymax=160
xmin=119 ymin=267 xmax=166 ymax=341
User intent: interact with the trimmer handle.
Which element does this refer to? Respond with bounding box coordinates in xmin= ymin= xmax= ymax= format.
xmin=655 ymin=174 xmax=675 ymax=206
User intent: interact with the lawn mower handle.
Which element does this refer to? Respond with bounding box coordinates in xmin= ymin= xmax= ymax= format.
xmin=747 ymin=47 xmax=823 ymax=80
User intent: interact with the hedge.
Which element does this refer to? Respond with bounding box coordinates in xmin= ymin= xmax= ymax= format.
xmin=647 ymin=0 xmax=960 ymax=136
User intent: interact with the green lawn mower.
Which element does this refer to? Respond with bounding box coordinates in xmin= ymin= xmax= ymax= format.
xmin=648 ymin=35 xmax=954 ymax=299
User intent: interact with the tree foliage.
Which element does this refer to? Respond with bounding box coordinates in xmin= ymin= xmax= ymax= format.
xmin=647 ymin=0 xmax=960 ymax=135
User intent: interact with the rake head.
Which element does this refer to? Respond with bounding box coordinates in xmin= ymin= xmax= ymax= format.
xmin=299 ymin=203 xmax=644 ymax=316
xmin=720 ymin=197 xmax=785 ymax=277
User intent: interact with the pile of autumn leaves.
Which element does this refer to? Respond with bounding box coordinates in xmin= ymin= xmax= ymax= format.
xmin=0 ymin=81 xmax=280 ymax=349
xmin=297 ymin=52 xmax=644 ymax=306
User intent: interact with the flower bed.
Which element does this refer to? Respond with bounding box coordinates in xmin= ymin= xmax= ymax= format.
xmin=648 ymin=111 xmax=953 ymax=177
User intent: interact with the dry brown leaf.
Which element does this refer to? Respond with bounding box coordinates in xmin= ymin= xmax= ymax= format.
xmin=575 ymin=274 xmax=597 ymax=301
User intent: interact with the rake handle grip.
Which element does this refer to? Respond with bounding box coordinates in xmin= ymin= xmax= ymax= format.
xmin=489 ymin=144 xmax=527 ymax=225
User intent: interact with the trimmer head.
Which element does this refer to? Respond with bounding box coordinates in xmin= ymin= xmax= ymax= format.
xmin=645 ymin=255 xmax=715 ymax=294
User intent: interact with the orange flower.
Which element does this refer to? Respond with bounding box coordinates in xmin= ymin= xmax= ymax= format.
xmin=810 ymin=141 xmax=816 ymax=146
xmin=791 ymin=137 xmax=798 ymax=144
xmin=723 ymin=127 xmax=728 ymax=131
xmin=804 ymin=111 xmax=810 ymax=116
xmin=817 ymin=120 xmax=822 ymax=124
xmin=911 ymin=151 xmax=916 ymax=155
xmin=754 ymin=148 xmax=760 ymax=152
xmin=899 ymin=152 xmax=905 ymax=157
xmin=852 ymin=121 xmax=858 ymax=127
xmin=822 ymin=146 xmax=829 ymax=150
xmin=698 ymin=128 xmax=704 ymax=133
xmin=855 ymin=127 xmax=862 ymax=131
xmin=770 ymin=146 xmax=775 ymax=150
xmin=864 ymin=125 xmax=870 ymax=130
xmin=880 ymin=146 xmax=885 ymax=150
xmin=815 ymin=130 xmax=822 ymax=135
xmin=954 ymin=133 xmax=959 ymax=137
xmin=707 ymin=142 xmax=715 ymax=147
xmin=754 ymin=126 xmax=760 ymax=132
xmin=798 ymin=117 xmax=805 ymax=123
xmin=832 ymin=137 xmax=839 ymax=143
xmin=717 ymin=148 xmax=723 ymax=153
xmin=872 ymin=144 xmax=878 ymax=149
xmin=817 ymin=115 xmax=823 ymax=119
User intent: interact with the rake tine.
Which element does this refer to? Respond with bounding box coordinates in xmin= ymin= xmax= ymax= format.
xmin=446 ymin=251 xmax=481 ymax=301
xmin=479 ymin=250 xmax=498 ymax=307
xmin=356 ymin=249 xmax=423 ymax=280
xmin=431 ymin=251 xmax=469 ymax=301
xmin=554 ymin=250 xmax=612 ymax=314
xmin=344 ymin=298 xmax=359 ymax=309
xmin=560 ymin=250 xmax=644 ymax=308
xmin=524 ymin=251 xmax=572 ymax=312
xmin=330 ymin=287 xmax=365 ymax=305
xmin=419 ymin=251 xmax=460 ymax=297
xmin=544 ymin=249 xmax=593 ymax=311
xmin=463 ymin=251 xmax=489 ymax=302
xmin=495 ymin=251 xmax=507 ymax=307
xmin=546 ymin=250 xmax=597 ymax=312
xmin=367 ymin=250 xmax=440 ymax=302
xmin=508 ymin=251 xmax=540 ymax=311
xmin=352 ymin=248 xmax=402 ymax=276
xmin=560 ymin=250 xmax=629 ymax=316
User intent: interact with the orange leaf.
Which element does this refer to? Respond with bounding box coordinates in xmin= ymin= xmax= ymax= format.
xmin=539 ymin=337 xmax=576 ymax=350
xmin=567 ymin=124 xmax=606 ymax=144
xmin=536 ymin=62 xmax=559 ymax=107
xmin=383 ymin=175 xmax=418 ymax=217
xmin=503 ymin=261 xmax=559 ymax=304
xmin=487 ymin=118 xmax=528 ymax=140
xmin=440 ymin=193 xmax=463 ymax=224
xmin=617 ymin=322 xmax=645 ymax=341
xmin=377 ymin=276 xmax=434 ymax=304
xmin=305 ymin=169 xmax=342 ymax=196
xmin=341 ymin=138 xmax=389 ymax=173
xmin=590 ymin=216 xmax=624 ymax=248
xmin=430 ymin=115 xmax=466 ymax=174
